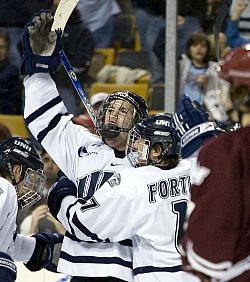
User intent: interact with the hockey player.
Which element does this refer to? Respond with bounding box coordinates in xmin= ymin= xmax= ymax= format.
xmin=21 ymin=11 xmax=148 ymax=281
xmin=181 ymin=46 xmax=250 ymax=281
xmin=47 ymin=113 xmax=199 ymax=282
xmin=0 ymin=137 xmax=63 ymax=275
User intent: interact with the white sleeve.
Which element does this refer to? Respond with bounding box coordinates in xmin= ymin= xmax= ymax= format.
xmin=19 ymin=215 xmax=32 ymax=235
xmin=11 ymin=235 xmax=36 ymax=263
xmin=57 ymin=179 xmax=136 ymax=242
xmin=0 ymin=179 xmax=18 ymax=255
xmin=23 ymin=73 xmax=99 ymax=179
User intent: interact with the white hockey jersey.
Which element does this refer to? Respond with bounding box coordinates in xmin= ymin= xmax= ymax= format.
xmin=24 ymin=73 xmax=133 ymax=280
xmin=0 ymin=177 xmax=36 ymax=262
xmin=57 ymin=160 xmax=195 ymax=282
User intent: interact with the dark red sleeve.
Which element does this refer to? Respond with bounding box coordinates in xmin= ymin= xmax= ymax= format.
xmin=182 ymin=128 xmax=250 ymax=280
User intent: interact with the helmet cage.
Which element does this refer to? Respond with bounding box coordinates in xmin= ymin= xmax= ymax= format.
xmin=97 ymin=99 xmax=137 ymax=138
xmin=0 ymin=137 xmax=46 ymax=210
xmin=96 ymin=91 xmax=148 ymax=138
xmin=126 ymin=114 xmax=181 ymax=168
xmin=18 ymin=167 xmax=46 ymax=210
xmin=126 ymin=128 xmax=150 ymax=167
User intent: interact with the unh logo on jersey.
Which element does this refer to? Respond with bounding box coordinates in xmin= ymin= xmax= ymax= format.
xmin=78 ymin=146 xmax=97 ymax=157
xmin=107 ymin=173 xmax=121 ymax=188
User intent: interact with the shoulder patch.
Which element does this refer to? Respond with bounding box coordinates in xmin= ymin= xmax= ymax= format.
xmin=0 ymin=187 xmax=3 ymax=195
xmin=78 ymin=146 xmax=97 ymax=157
xmin=107 ymin=173 xmax=121 ymax=188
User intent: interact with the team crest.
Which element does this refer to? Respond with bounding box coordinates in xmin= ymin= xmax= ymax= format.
xmin=78 ymin=146 xmax=97 ymax=157
xmin=107 ymin=173 xmax=121 ymax=188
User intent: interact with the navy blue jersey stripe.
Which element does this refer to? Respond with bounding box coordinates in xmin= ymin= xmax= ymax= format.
xmin=240 ymin=18 xmax=250 ymax=21
xmin=66 ymin=199 xmax=80 ymax=236
xmin=65 ymin=232 xmax=132 ymax=247
xmin=37 ymin=113 xmax=65 ymax=143
xmin=239 ymin=28 xmax=250 ymax=33
xmin=72 ymin=212 xmax=103 ymax=242
xmin=60 ymin=251 xmax=132 ymax=269
xmin=25 ymin=96 xmax=63 ymax=125
xmin=133 ymin=265 xmax=182 ymax=275
xmin=118 ymin=239 xmax=133 ymax=247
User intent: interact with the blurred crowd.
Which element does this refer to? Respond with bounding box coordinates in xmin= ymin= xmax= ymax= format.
xmin=0 ymin=0 xmax=249 ymax=124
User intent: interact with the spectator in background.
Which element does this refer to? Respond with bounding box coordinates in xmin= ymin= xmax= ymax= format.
xmin=182 ymin=0 xmax=208 ymax=30
xmin=177 ymin=13 xmax=203 ymax=57
xmin=226 ymin=0 xmax=250 ymax=48
xmin=73 ymin=92 xmax=108 ymax=133
xmin=77 ymin=0 xmax=121 ymax=48
xmin=207 ymin=32 xmax=231 ymax=60
xmin=0 ymin=1 xmax=28 ymax=68
xmin=178 ymin=32 xmax=217 ymax=105
xmin=131 ymin=0 xmax=165 ymax=83
xmin=0 ymin=0 xmax=52 ymax=68
xmin=0 ymin=123 xmax=12 ymax=143
xmin=0 ymin=28 xmax=22 ymax=114
xmin=153 ymin=6 xmax=202 ymax=67
xmin=177 ymin=32 xmax=231 ymax=124
xmin=205 ymin=0 xmax=225 ymax=33
xmin=231 ymin=0 xmax=250 ymax=40
xmin=18 ymin=150 xmax=64 ymax=235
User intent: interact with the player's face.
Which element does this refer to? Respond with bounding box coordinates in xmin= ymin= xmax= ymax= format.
xmin=133 ymin=138 xmax=149 ymax=166
xmin=14 ymin=165 xmax=46 ymax=209
xmin=126 ymin=129 xmax=150 ymax=167
xmin=103 ymin=99 xmax=136 ymax=151
xmin=105 ymin=131 xmax=129 ymax=151
xmin=104 ymin=99 xmax=135 ymax=130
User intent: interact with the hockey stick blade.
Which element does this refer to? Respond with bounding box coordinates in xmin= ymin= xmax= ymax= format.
xmin=51 ymin=0 xmax=80 ymax=32
xmin=60 ymin=51 xmax=97 ymax=125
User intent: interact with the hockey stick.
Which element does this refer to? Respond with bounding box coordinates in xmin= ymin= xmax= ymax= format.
xmin=59 ymin=51 xmax=97 ymax=124
xmin=213 ymin=0 xmax=232 ymax=61
xmin=51 ymin=0 xmax=97 ymax=125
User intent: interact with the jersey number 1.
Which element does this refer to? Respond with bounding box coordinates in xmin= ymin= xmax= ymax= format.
xmin=172 ymin=200 xmax=188 ymax=253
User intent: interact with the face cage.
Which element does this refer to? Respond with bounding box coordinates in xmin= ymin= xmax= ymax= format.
xmin=126 ymin=128 xmax=150 ymax=167
xmin=17 ymin=168 xmax=46 ymax=210
xmin=97 ymin=99 xmax=138 ymax=138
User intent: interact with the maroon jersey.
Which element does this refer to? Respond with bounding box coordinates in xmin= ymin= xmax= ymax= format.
xmin=182 ymin=127 xmax=250 ymax=282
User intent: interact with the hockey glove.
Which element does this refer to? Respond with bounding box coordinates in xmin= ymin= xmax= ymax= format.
xmin=47 ymin=171 xmax=77 ymax=220
xmin=0 ymin=252 xmax=16 ymax=282
xmin=24 ymin=232 xmax=63 ymax=273
xmin=172 ymin=96 xmax=217 ymax=158
xmin=20 ymin=10 xmax=63 ymax=76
